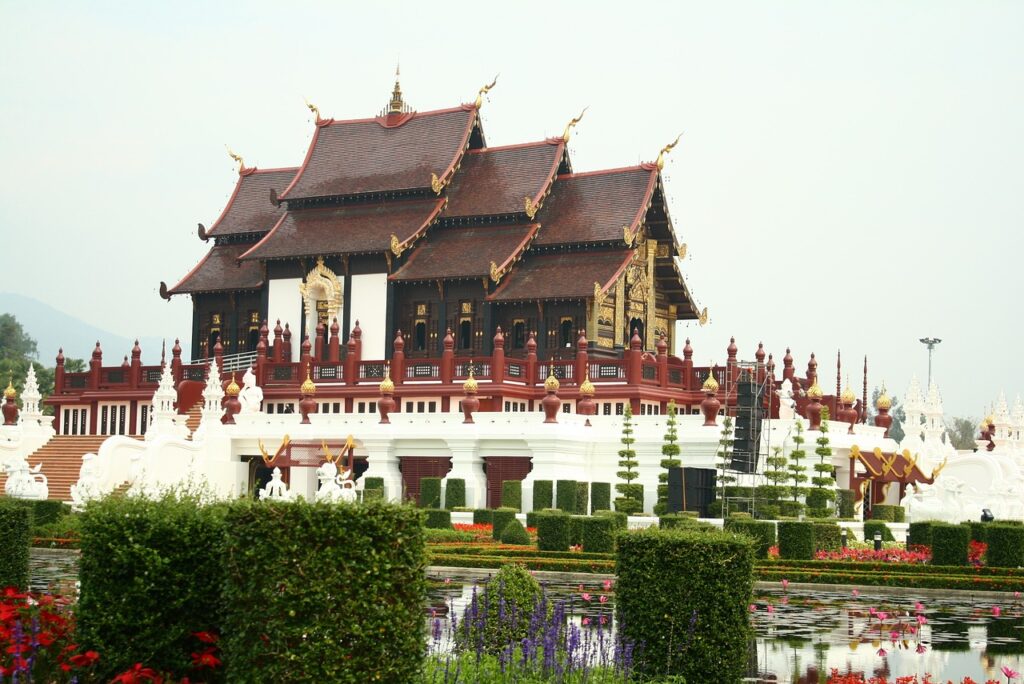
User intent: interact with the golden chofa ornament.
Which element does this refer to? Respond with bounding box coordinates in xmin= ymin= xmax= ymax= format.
xmin=301 ymin=371 xmax=317 ymax=395
xmin=379 ymin=364 xmax=395 ymax=394
xmin=841 ymin=383 xmax=856 ymax=405
xmin=3 ymin=379 xmax=16 ymax=400
xmin=544 ymin=372 xmax=560 ymax=392
xmin=876 ymin=384 xmax=892 ymax=410
xmin=806 ymin=380 xmax=824 ymax=400
xmin=225 ymin=374 xmax=240 ymax=396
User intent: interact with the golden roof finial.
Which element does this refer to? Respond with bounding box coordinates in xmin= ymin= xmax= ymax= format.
xmin=3 ymin=377 xmax=16 ymax=400
xmin=579 ymin=372 xmax=595 ymax=398
xmin=225 ymin=373 xmax=240 ymax=396
xmin=562 ymin=107 xmax=588 ymax=142
xmin=225 ymin=145 xmax=246 ymax=173
xmin=474 ymin=74 xmax=499 ymax=109
xmin=807 ymin=379 xmax=824 ymax=400
xmin=388 ymin=63 xmax=409 ymax=114
xmin=656 ymin=133 xmax=683 ymax=170
xmin=702 ymin=366 xmax=719 ymax=393
xmin=301 ymin=370 xmax=316 ymax=395
xmin=463 ymin=360 xmax=478 ymax=393
xmin=876 ymin=382 xmax=891 ymax=410
xmin=841 ymin=375 xmax=856 ymax=404
xmin=544 ymin=372 xmax=560 ymax=392
xmin=304 ymin=97 xmax=321 ymax=122
xmin=379 ymin=363 xmax=395 ymax=394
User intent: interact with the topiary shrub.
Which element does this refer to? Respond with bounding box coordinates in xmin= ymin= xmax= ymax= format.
xmin=863 ymin=520 xmax=895 ymax=543
xmin=0 ymin=498 xmax=30 ymax=590
xmin=962 ymin=521 xmax=990 ymax=543
xmin=908 ymin=521 xmax=936 ymax=547
xmin=363 ymin=476 xmax=384 ymax=490
xmin=556 ymin=480 xmax=577 ymax=513
xmin=616 ymin=527 xmax=754 ymax=681
xmin=424 ymin=508 xmax=452 ymax=529
xmin=569 ymin=515 xmax=584 ymax=547
xmin=536 ymin=510 xmax=571 ymax=551
xmin=30 ymin=500 xmax=68 ymax=529
xmin=363 ymin=488 xmax=384 ymax=501
xmin=223 ymin=499 xmax=426 ymax=683
xmin=777 ymin=521 xmax=815 ymax=560
xmin=501 ymin=480 xmax=522 ymax=512
xmin=595 ymin=509 xmax=628 ymax=532
xmin=419 ymin=477 xmax=442 ymax=508
xmin=985 ymin=524 xmax=1024 ymax=568
xmin=456 ymin=564 xmax=543 ymax=654
xmin=836 ymin=489 xmax=855 ymax=519
xmin=444 ymin=478 xmax=466 ymax=510
xmin=805 ymin=489 xmax=832 ymax=518
xmin=499 ymin=518 xmax=531 ymax=546
xmin=491 ymin=508 xmax=518 ymax=541
xmin=755 ymin=503 xmax=781 ymax=520
xmin=532 ymin=480 xmax=553 ymax=510
xmin=660 ymin=514 xmax=713 ymax=531
xmin=779 ymin=500 xmax=805 ymax=518
xmin=590 ymin=482 xmax=611 ymax=513
xmin=872 ymin=504 xmax=905 ymax=522
xmin=473 ymin=508 xmax=493 ymax=526
xmin=931 ymin=523 xmax=970 ymax=566
xmin=724 ymin=518 xmax=776 ymax=558
xmin=77 ymin=494 xmax=226 ymax=680
xmin=575 ymin=482 xmax=589 ymax=515
xmin=812 ymin=522 xmax=842 ymax=551
xmin=525 ymin=511 xmax=538 ymax=529
xmin=580 ymin=515 xmax=616 ymax=553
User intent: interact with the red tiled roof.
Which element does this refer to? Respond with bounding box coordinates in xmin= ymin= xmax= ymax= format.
xmin=240 ymin=197 xmax=446 ymax=261
xmin=278 ymin=106 xmax=477 ymax=200
xmin=444 ymin=141 xmax=564 ymax=218
xmin=168 ymin=243 xmax=264 ymax=294
xmin=205 ymin=167 xmax=298 ymax=237
xmin=533 ymin=166 xmax=657 ymax=246
xmin=390 ymin=223 xmax=539 ymax=282
xmin=487 ymin=249 xmax=633 ymax=302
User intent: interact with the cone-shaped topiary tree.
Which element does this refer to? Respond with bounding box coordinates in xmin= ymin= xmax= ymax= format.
xmin=787 ymin=421 xmax=808 ymax=513
xmin=614 ymin=405 xmax=643 ymax=514
xmin=655 ymin=400 xmax=681 ymax=515
xmin=808 ymin=407 xmax=836 ymax=517
xmin=716 ymin=416 xmax=736 ymax=507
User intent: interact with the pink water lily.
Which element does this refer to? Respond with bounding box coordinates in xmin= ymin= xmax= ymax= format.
xmin=581 ymin=593 xmax=591 ymax=602
xmin=914 ymin=601 xmax=925 ymax=612
xmin=599 ymin=595 xmax=608 ymax=604
xmin=876 ymin=647 xmax=887 ymax=657
xmin=1002 ymin=665 xmax=1019 ymax=682
xmin=916 ymin=614 xmax=927 ymax=625
xmin=852 ymin=589 xmax=860 ymax=598
xmin=781 ymin=579 xmax=789 ymax=590
xmin=766 ymin=604 xmax=774 ymax=614
xmin=602 ymin=579 xmax=613 ymax=591
xmin=444 ymin=577 xmax=451 ymax=585
xmin=582 ymin=617 xmax=590 ymax=626
xmin=600 ymin=615 xmax=607 ymax=625
xmin=749 ymin=604 xmax=757 ymax=612
xmin=908 ymin=625 xmax=918 ymax=635
xmin=992 ymin=605 xmax=1002 ymax=617
xmin=876 ymin=611 xmax=888 ymax=621
xmin=915 ymin=643 xmax=927 ymax=654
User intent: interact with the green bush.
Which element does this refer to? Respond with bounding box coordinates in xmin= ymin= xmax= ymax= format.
xmin=755 ymin=504 xmax=781 ymax=520
xmin=419 ymin=477 xmax=442 ymax=508
xmin=908 ymin=521 xmax=936 ymax=547
xmin=525 ymin=511 xmax=538 ymax=529
xmin=491 ymin=508 xmax=518 ymax=541
xmin=363 ymin=476 xmax=384 ymax=490
xmin=660 ymin=514 xmax=713 ymax=531
xmin=223 ymin=499 xmax=426 ymax=682
xmin=499 ymin=518 xmax=531 ymax=545
xmin=473 ymin=508 xmax=493 ymax=525
xmin=777 ymin=521 xmax=815 ymax=560
xmin=532 ymin=480 xmax=553 ymax=510
xmin=363 ymin=488 xmax=384 ymax=501
xmin=931 ymin=523 xmax=970 ymax=566
xmin=595 ymin=509 xmax=628 ymax=532
xmin=724 ymin=518 xmax=776 ymax=558
xmin=872 ymin=504 xmax=905 ymax=523
xmin=556 ymin=480 xmax=577 ymax=512
xmin=836 ymin=489 xmax=855 ymax=518
xmin=812 ymin=522 xmax=842 ymax=551
xmin=616 ymin=527 xmax=754 ymax=681
xmin=424 ymin=508 xmax=452 ymax=529
xmin=863 ymin=520 xmax=895 ymax=543
xmin=455 ymin=564 xmax=543 ymax=654
xmin=0 ymin=499 xmax=30 ymax=590
xmin=444 ymin=478 xmax=466 ymax=510
xmin=962 ymin=521 xmax=990 ymax=543
xmin=575 ymin=482 xmax=589 ymax=515
xmin=425 ymin=528 xmax=475 ymax=543
xmin=779 ymin=500 xmax=805 ymax=517
xmin=77 ymin=495 xmax=226 ymax=680
xmin=805 ymin=489 xmax=832 ymax=517
xmin=614 ymin=483 xmax=644 ymax=515
xmin=580 ymin=515 xmax=616 ymax=553
xmin=501 ymin=480 xmax=522 ymax=512
xmin=985 ymin=524 xmax=1024 ymax=568
xmin=569 ymin=515 xmax=584 ymax=546
xmin=29 ymin=500 xmax=68 ymax=529
xmin=590 ymin=482 xmax=611 ymax=512
xmin=536 ymin=510 xmax=571 ymax=551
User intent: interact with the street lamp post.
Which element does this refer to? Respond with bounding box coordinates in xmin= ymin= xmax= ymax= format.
xmin=919 ymin=337 xmax=941 ymax=387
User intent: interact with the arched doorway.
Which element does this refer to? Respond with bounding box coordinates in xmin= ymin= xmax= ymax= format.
xmin=299 ymin=257 xmax=343 ymax=350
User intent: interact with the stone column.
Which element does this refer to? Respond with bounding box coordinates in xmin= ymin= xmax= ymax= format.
xmin=445 ymin=436 xmax=488 ymax=509
xmin=361 ymin=436 xmax=402 ymax=502
xmin=520 ymin=430 xmax=588 ymax=512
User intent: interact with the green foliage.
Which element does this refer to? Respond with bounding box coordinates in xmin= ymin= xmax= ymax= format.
xmin=363 ymin=476 xmax=384 ymax=490
xmin=779 ymin=499 xmax=805 ymax=518
xmin=985 ymin=525 xmax=1024 ymax=568
xmin=532 ymin=480 xmax=553 ymax=510
xmin=222 ymin=499 xmax=426 ymax=683
xmin=525 ymin=511 xmax=538 ymax=529
xmin=863 ymin=520 xmax=895 ymax=543
xmin=491 ymin=508 xmax=518 ymax=541
xmin=569 ymin=515 xmax=584 ymax=546
xmin=535 ymin=510 xmax=571 ymax=551
xmin=556 ymin=479 xmax=577 ymax=513
xmin=659 ymin=514 xmax=713 ymax=531
xmin=946 ymin=416 xmax=980 ymax=451
xmin=871 ymin=504 xmax=905 ymax=523
xmin=77 ymin=494 xmax=227 ymax=680
xmin=961 ymin=521 xmax=990 ymax=543
xmin=473 ymin=508 xmax=493 ymax=526
xmin=590 ymin=482 xmax=611 ymax=513
xmin=595 ymin=509 xmax=628 ymax=532
xmin=0 ymin=498 xmax=30 ymax=589
xmin=805 ymin=489 xmax=833 ymax=518
xmin=930 ymin=523 xmax=970 ymax=566
xmin=425 ymin=527 xmax=475 ymax=543
xmin=455 ymin=564 xmax=543 ymax=655
xmin=616 ymin=527 xmax=754 ymax=681
xmin=575 ymin=481 xmax=589 ymax=515
xmin=614 ymin=405 xmax=643 ymax=514
xmin=580 ymin=515 xmax=616 ymax=553
xmin=502 ymin=480 xmax=523 ymax=512
xmin=908 ymin=521 xmax=936 ymax=547
xmin=836 ymin=489 xmax=855 ymax=518
xmin=788 ymin=421 xmax=808 ymax=502
xmin=812 ymin=522 xmax=842 ymax=551
xmin=444 ymin=478 xmax=466 ymax=509
xmin=724 ymin=518 xmax=776 ymax=558
xmin=25 ymin=500 xmax=68 ymax=528
xmin=363 ymin=488 xmax=384 ymax=501
xmin=419 ymin=477 xmax=442 ymax=508
xmin=499 ymin=518 xmax=532 ymax=546
xmin=764 ymin=446 xmax=789 ymax=494
xmin=424 ymin=508 xmax=452 ymax=529
xmin=715 ymin=416 xmax=736 ymax=499
xmin=777 ymin=521 xmax=815 ymax=560
xmin=808 ymin=420 xmax=835 ymax=516
xmin=656 ymin=401 xmax=682 ymax=515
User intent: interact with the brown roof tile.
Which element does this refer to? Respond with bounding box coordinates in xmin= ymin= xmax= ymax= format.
xmin=390 ymin=223 xmax=539 ymax=282
xmin=279 ymin=107 xmax=477 ymax=200
xmin=533 ymin=166 xmax=657 ymax=246
xmin=169 ymin=243 xmax=264 ymax=294
xmin=240 ymin=197 xmax=445 ymax=261
xmin=205 ymin=167 xmax=298 ymax=237
xmin=487 ymin=249 xmax=633 ymax=302
xmin=444 ymin=141 xmax=563 ymax=218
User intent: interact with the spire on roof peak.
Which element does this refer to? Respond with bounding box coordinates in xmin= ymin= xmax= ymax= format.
xmin=384 ymin=63 xmax=412 ymax=116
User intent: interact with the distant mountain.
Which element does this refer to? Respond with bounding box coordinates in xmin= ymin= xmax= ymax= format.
xmin=0 ymin=292 xmax=181 ymax=365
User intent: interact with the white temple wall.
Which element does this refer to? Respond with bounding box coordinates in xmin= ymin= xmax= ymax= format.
xmin=350 ymin=273 xmax=388 ymax=359
xmin=267 ymin=278 xmax=302 ymax=362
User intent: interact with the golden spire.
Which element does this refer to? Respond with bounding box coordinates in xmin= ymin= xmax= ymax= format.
xmin=225 ymin=373 xmax=240 ymax=396
xmin=3 ymin=377 xmax=16 ymax=400
xmin=655 ymin=133 xmax=683 ymax=170
xmin=474 ymin=74 xmax=499 ymax=109
xmin=387 ymin=64 xmax=410 ymax=114
xmin=544 ymin=372 xmax=560 ymax=392
xmin=379 ymin=364 xmax=395 ymax=394
xmin=876 ymin=383 xmax=892 ymax=410
xmin=807 ymin=380 xmax=824 ymax=400
xmin=301 ymin=371 xmax=316 ymax=395
xmin=225 ymin=145 xmax=245 ymax=173
xmin=701 ymin=367 xmax=719 ymax=393
xmin=463 ymin=361 xmax=478 ymax=393
xmin=561 ymin=107 xmax=587 ymax=142
xmin=579 ymin=372 xmax=595 ymax=398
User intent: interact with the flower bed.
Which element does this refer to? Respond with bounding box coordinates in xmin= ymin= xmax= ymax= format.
xmin=430 ymin=552 xmax=615 ymax=574
xmin=757 ymin=566 xmax=1024 ymax=592
xmin=764 ymin=559 xmax=1024 ymax=577
xmin=827 ymin=671 xmax=1001 ymax=684
xmin=814 ymin=547 xmax=931 ymax=564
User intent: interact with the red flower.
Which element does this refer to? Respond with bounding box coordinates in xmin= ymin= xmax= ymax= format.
xmin=111 ymin=663 xmax=162 ymax=683
xmin=192 ymin=631 xmax=220 ymax=644
xmin=191 ymin=648 xmax=222 ymax=669
xmin=69 ymin=650 xmax=101 ymax=668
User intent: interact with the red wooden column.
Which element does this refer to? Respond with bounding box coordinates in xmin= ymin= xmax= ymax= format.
xmin=392 ymin=330 xmax=405 ymax=387
xmin=89 ymin=341 xmax=102 ymax=390
xmin=491 ymin=327 xmax=505 ymax=385
xmin=300 ymin=335 xmax=313 ymax=380
xmin=525 ymin=332 xmax=538 ymax=388
xmin=626 ymin=330 xmax=642 ymax=385
xmin=440 ymin=328 xmax=454 ymax=385
xmin=255 ymin=320 xmax=268 ymax=385
xmin=352 ymin=321 xmax=362 ymax=362
xmin=314 ymin=321 xmax=326 ymax=361
xmin=54 ymin=348 xmax=65 ymax=394
xmin=329 ymin=318 xmax=341 ymax=362
xmin=213 ymin=337 xmax=224 ymax=372
xmin=656 ymin=334 xmax=668 ymax=387
xmin=682 ymin=338 xmax=694 ymax=390
xmin=130 ymin=340 xmax=142 ymax=389
xmin=344 ymin=327 xmax=358 ymax=386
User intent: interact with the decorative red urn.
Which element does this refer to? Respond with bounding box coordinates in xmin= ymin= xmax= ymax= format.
xmin=700 ymin=367 xmax=720 ymax=427
xmin=3 ymin=380 xmax=18 ymax=426
xmin=542 ymin=373 xmax=561 ymax=424
xmin=806 ymin=381 xmax=823 ymax=430
xmin=222 ymin=374 xmax=241 ymax=424
xmin=577 ymin=373 xmax=596 ymax=426
xmin=462 ymin=365 xmax=479 ymax=424
xmin=839 ymin=383 xmax=858 ymax=433
xmin=873 ymin=388 xmax=893 ymax=438
xmin=378 ymin=365 xmax=395 ymax=424
xmin=299 ymin=372 xmax=317 ymax=424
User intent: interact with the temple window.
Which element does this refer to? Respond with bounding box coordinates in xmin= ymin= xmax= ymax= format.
xmin=559 ymin=317 xmax=574 ymax=348
xmin=512 ymin=319 xmax=526 ymax=349
xmin=415 ymin=320 xmax=427 ymax=351
xmin=246 ymin=311 xmax=260 ymax=350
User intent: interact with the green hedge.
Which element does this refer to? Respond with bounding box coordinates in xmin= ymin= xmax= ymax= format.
xmin=499 ymin=518 xmax=531 ymax=545
xmin=725 ymin=518 xmax=776 ymax=558
xmin=805 ymin=489 xmax=832 ymax=517
xmin=779 ymin=500 xmax=805 ymax=517
xmin=455 ymin=564 xmax=543 ymax=654
xmin=77 ymin=495 xmax=226 ymax=680
xmin=616 ymin=527 xmax=754 ymax=681
xmin=569 ymin=515 xmax=584 ymax=547
xmin=525 ymin=511 xmax=538 ymax=529
xmin=536 ymin=510 xmax=571 ymax=551
xmin=985 ymin=524 xmax=1024 ymax=568
xmin=812 ymin=522 xmax=842 ymax=552
xmin=501 ymin=480 xmax=522 ymax=512
xmin=0 ymin=499 xmax=31 ymax=590
xmin=533 ymin=480 xmax=553 ymax=510
xmin=863 ymin=520 xmax=895 ymax=543
xmin=872 ymin=505 xmax=905 ymax=523
xmin=575 ymin=482 xmax=589 ymax=515
xmin=556 ymin=480 xmax=577 ymax=512
xmin=28 ymin=500 xmax=68 ymax=528
xmin=660 ymin=514 xmax=714 ymax=531
xmin=223 ymin=499 xmax=426 ymax=682
xmin=473 ymin=508 xmax=493 ymax=525
xmin=591 ymin=482 xmax=611 ymax=513
xmin=419 ymin=477 xmax=442 ymax=508
xmin=908 ymin=521 xmax=935 ymax=547
xmin=491 ymin=508 xmax=518 ymax=541
xmin=424 ymin=508 xmax=452 ymax=529
xmin=425 ymin=528 xmax=475 ymax=543
xmin=444 ymin=478 xmax=466 ymax=510
xmin=580 ymin=515 xmax=616 ymax=553
xmin=836 ymin=489 xmax=855 ymax=519
xmin=363 ymin=476 xmax=384 ymax=490
xmin=931 ymin=523 xmax=970 ymax=566
xmin=962 ymin=521 xmax=990 ymax=543
xmin=596 ymin=509 xmax=628 ymax=532
xmin=777 ymin=521 xmax=815 ymax=560
xmin=363 ymin=488 xmax=384 ymax=501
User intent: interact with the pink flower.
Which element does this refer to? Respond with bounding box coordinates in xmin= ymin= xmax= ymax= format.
xmin=889 ymin=630 xmax=899 ymax=643
xmin=602 ymin=579 xmax=613 ymax=591
xmin=916 ymin=643 xmax=927 ymax=654
xmin=1015 ymin=591 xmax=1021 ymax=599
xmin=781 ymin=579 xmax=789 ymax=590
xmin=600 ymin=615 xmax=607 ymax=625
xmin=876 ymin=647 xmax=887 ymax=657
xmin=781 ymin=596 xmax=789 ymax=606
xmin=915 ymin=602 xmax=925 ymax=612
xmin=992 ymin=605 xmax=1002 ymax=617
xmin=582 ymin=617 xmax=590 ymax=626
xmin=766 ymin=605 xmax=775 ymax=614
xmin=869 ymin=607 xmax=877 ymax=616
xmin=916 ymin=614 xmax=927 ymax=625
xmin=852 ymin=589 xmax=860 ymax=598
xmin=578 ymin=584 xmax=584 ymax=592
xmin=599 ymin=595 xmax=608 ymax=604
xmin=908 ymin=625 xmax=917 ymax=635
xmin=1001 ymin=665 xmax=1020 ymax=681
xmin=581 ymin=593 xmax=591 ymax=602
xmin=876 ymin=611 xmax=888 ymax=621
xmin=444 ymin=578 xmax=451 ymax=585
xmin=749 ymin=604 xmax=757 ymax=612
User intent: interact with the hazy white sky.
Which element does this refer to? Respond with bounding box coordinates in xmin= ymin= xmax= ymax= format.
xmin=1 ymin=1 xmax=1021 ymax=418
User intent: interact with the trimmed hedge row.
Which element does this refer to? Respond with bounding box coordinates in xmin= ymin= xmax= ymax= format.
xmin=596 ymin=509 xmax=628 ymax=532
xmin=500 ymin=518 xmax=531 ymax=545
xmin=533 ymin=480 xmax=553 ymax=510
xmin=0 ymin=498 xmax=31 ymax=589
xmin=986 ymin=524 xmax=1024 ymax=568
xmin=871 ymin=504 xmax=906 ymax=522
xmin=931 ymin=523 xmax=970 ymax=566
xmin=444 ymin=478 xmax=466 ymax=509
xmin=778 ymin=521 xmax=814 ymax=560
xmin=473 ymin=508 xmax=493 ymax=525
xmin=536 ymin=510 xmax=571 ymax=551
xmin=575 ymin=482 xmax=589 ymax=515
xmin=491 ymin=508 xmax=517 ymax=541
xmin=756 ymin=566 xmax=1024 ymax=593
xmin=863 ymin=520 xmax=894 ymax=543
xmin=591 ymin=482 xmax=611 ymax=513
xmin=424 ymin=508 xmax=452 ymax=529
xmin=556 ymin=480 xmax=577 ymax=513
xmin=580 ymin=515 xmax=616 ymax=553
xmin=908 ymin=521 xmax=934 ymax=547
xmin=502 ymin=480 xmax=522 ymax=512
xmin=420 ymin=477 xmax=442 ymax=508
xmin=812 ymin=522 xmax=842 ymax=552
xmin=725 ymin=518 xmax=776 ymax=558
xmin=431 ymin=553 xmax=615 ymax=574
xmin=763 ymin=559 xmax=1024 ymax=577
xmin=427 ymin=545 xmax=615 ymax=560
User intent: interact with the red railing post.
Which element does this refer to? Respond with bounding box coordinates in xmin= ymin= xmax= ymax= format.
xmin=272 ymin=320 xmax=283 ymax=362
xmin=256 ymin=320 xmax=269 ymax=385
xmin=392 ymin=330 xmax=405 ymax=387
xmin=491 ymin=327 xmax=505 ymax=385
xmin=626 ymin=330 xmax=642 ymax=385
xmin=440 ymin=328 xmax=454 ymax=385
xmin=682 ymin=338 xmax=694 ymax=390
xmin=130 ymin=340 xmax=142 ymax=389
xmin=574 ymin=330 xmax=589 ymax=387
xmin=344 ymin=325 xmax=358 ymax=385
xmin=328 ymin=318 xmax=340 ymax=363
xmin=89 ymin=341 xmax=102 ymax=390
xmin=657 ymin=334 xmax=668 ymax=387
xmin=525 ymin=331 xmax=538 ymax=387
xmin=55 ymin=348 xmax=65 ymax=393
xmin=171 ymin=339 xmax=183 ymax=384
